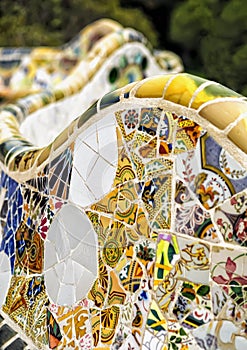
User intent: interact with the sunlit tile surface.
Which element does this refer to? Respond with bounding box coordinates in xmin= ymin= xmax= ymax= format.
xmin=0 ymin=71 xmax=247 ymax=349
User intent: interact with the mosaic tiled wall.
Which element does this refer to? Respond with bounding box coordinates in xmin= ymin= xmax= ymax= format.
xmin=0 ymin=73 xmax=246 ymax=349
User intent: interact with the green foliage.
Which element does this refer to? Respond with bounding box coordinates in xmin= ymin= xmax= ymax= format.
xmin=169 ymin=0 xmax=247 ymax=95
xmin=0 ymin=0 xmax=158 ymax=47
xmin=0 ymin=0 xmax=63 ymax=46
xmin=170 ymin=0 xmax=215 ymax=50
xmin=1 ymin=0 xmax=246 ymax=94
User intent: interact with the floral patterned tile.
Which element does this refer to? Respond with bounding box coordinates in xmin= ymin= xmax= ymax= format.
xmin=192 ymin=320 xmax=247 ymax=350
xmin=176 ymin=133 xmax=247 ymax=210
xmin=175 ymin=202 xmax=220 ymax=242
xmin=176 ymin=236 xmax=210 ymax=285
xmin=211 ymin=246 xmax=247 ymax=309
xmin=214 ymin=191 xmax=247 ymax=246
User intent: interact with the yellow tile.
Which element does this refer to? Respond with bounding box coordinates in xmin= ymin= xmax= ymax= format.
xmin=164 ymin=73 xmax=207 ymax=107
xmin=192 ymin=83 xmax=241 ymax=109
xmin=199 ymin=100 xmax=247 ymax=129
xmin=228 ymin=117 xmax=247 ymax=153
xmin=135 ymin=75 xmax=173 ymax=98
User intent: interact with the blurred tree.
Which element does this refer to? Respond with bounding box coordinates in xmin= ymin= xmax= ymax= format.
xmin=0 ymin=0 xmax=64 ymax=46
xmin=122 ymin=0 xmax=182 ymax=51
xmin=0 ymin=0 xmax=158 ymax=47
xmin=170 ymin=0 xmax=247 ymax=94
xmin=1 ymin=0 xmax=246 ymax=93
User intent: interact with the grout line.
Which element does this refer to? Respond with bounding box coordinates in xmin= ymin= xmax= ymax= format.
xmin=0 ymin=310 xmax=38 ymax=350
xmin=1 ymin=334 xmax=19 ymax=350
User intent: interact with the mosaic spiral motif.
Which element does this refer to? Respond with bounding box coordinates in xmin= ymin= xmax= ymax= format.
xmin=0 ymin=72 xmax=247 ymax=349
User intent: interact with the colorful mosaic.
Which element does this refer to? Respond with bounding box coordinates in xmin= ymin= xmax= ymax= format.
xmin=0 ymin=19 xmax=183 ymax=150
xmin=0 ymin=72 xmax=247 ymax=349
xmin=0 ymin=18 xmax=183 ymax=103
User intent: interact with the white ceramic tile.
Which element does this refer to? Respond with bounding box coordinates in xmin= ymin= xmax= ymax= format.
xmin=70 ymin=114 xmax=118 ymax=206
xmin=98 ymin=125 xmax=118 ymax=165
xmin=62 ymin=258 xmax=75 ymax=284
xmin=68 ymin=207 xmax=92 ymax=240
xmin=57 ymin=283 xmax=76 ymax=305
xmin=74 ymin=264 xmax=96 ymax=298
xmin=219 ymin=321 xmax=238 ymax=344
xmin=44 ymin=204 xmax=98 ymax=305
xmin=0 ymin=265 xmax=11 ymax=307
xmin=73 ymin=139 xmax=98 ymax=181
xmin=53 ymin=220 xmax=71 ymax=261
xmin=71 ymin=236 xmax=97 ymax=275
xmin=82 ymin=124 xmax=98 ymax=151
xmin=235 ymin=336 xmax=247 ymax=350
xmin=44 ymin=240 xmax=58 ymax=269
xmin=54 ymin=261 xmax=65 ymax=280
xmin=68 ymin=173 xmax=96 ymax=207
xmin=87 ymin=157 xmax=115 ymax=199
xmin=44 ymin=268 xmax=59 ymax=303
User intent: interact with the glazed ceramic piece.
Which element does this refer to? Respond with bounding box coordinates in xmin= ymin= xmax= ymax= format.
xmin=0 ymin=18 xmax=183 ymax=103
xmin=0 ymin=73 xmax=247 ymax=349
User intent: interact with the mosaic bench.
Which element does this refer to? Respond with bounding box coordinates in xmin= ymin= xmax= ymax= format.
xmin=0 ymin=19 xmax=182 ymax=153
xmin=0 ymin=72 xmax=246 ymax=349
xmin=0 ymin=18 xmax=183 ymax=103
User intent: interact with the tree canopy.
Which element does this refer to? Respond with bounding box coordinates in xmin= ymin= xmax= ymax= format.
xmin=170 ymin=0 xmax=247 ymax=94
xmin=0 ymin=0 xmax=246 ymax=94
xmin=0 ymin=0 xmax=158 ymax=47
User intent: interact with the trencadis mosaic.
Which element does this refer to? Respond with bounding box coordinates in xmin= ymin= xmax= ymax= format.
xmin=0 ymin=19 xmax=246 ymax=350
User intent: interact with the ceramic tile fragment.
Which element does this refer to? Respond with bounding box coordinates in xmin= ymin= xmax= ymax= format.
xmin=174 ymin=116 xmax=202 ymax=154
xmin=176 ymin=133 xmax=247 ymax=209
xmin=177 ymin=236 xmax=210 ymax=285
xmin=211 ymin=246 xmax=247 ymax=309
xmin=2 ymin=275 xmax=49 ymax=346
xmin=119 ymin=259 xmax=143 ymax=293
xmin=69 ymin=114 xmax=117 ymax=207
xmin=154 ymin=233 xmax=181 ymax=295
xmin=44 ymin=204 xmax=97 ymax=305
xmin=0 ymin=251 xmax=11 ymax=306
xmin=192 ymin=319 xmax=247 ymax=350
xmin=228 ymin=117 xmax=247 ymax=154
xmin=0 ymin=173 xmax=23 ymax=272
xmin=175 ymin=202 xmax=219 ymax=242
xmin=168 ymin=319 xmax=198 ymax=349
xmin=147 ymin=299 xmax=167 ymax=338
xmin=214 ymin=191 xmax=247 ymax=246
xmin=48 ymin=145 xmax=74 ymax=199
xmin=143 ymin=329 xmax=167 ymax=350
